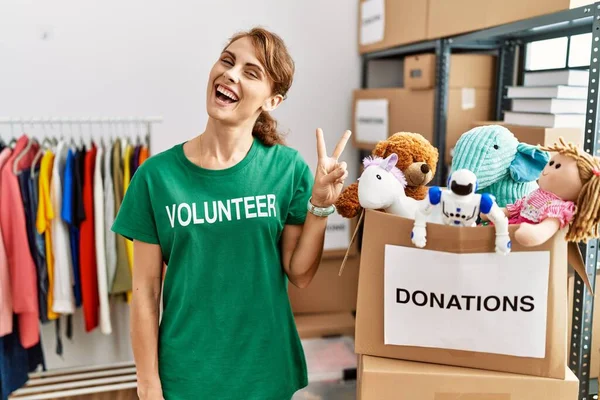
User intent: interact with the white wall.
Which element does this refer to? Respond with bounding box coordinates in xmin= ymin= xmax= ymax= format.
xmin=0 ymin=0 xmax=360 ymax=370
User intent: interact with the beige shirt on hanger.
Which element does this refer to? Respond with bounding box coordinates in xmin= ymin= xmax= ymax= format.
xmin=111 ymin=139 xmax=132 ymax=294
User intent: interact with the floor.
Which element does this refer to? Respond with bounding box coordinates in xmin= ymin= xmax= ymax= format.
xmin=292 ymin=336 xmax=358 ymax=399
xmin=293 ymin=380 xmax=357 ymax=400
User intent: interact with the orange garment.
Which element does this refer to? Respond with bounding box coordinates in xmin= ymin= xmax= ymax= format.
xmin=36 ymin=150 xmax=59 ymax=321
xmin=138 ymin=145 xmax=149 ymax=165
xmin=79 ymin=145 xmax=99 ymax=332
xmin=0 ymin=135 xmax=40 ymax=348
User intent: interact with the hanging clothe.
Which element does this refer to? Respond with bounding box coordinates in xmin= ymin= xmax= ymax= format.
xmin=80 ymin=145 xmax=99 ymax=332
xmin=103 ymin=140 xmax=117 ymax=292
xmin=122 ymin=144 xmax=134 ymax=303
xmin=0 ymin=135 xmax=40 ymax=348
xmin=0 ymin=148 xmax=13 ymax=337
xmin=93 ymin=144 xmax=112 ymax=335
xmin=130 ymin=144 xmax=140 ymax=177
xmin=110 ymin=140 xmax=131 ymax=294
xmin=36 ymin=150 xmax=59 ymax=322
xmin=61 ymin=148 xmax=82 ymax=308
xmin=138 ymin=145 xmax=149 ymax=165
xmin=51 ymin=141 xmax=75 ymax=315
xmin=0 ymin=316 xmax=33 ymax=400
xmin=17 ymin=166 xmax=49 ymax=325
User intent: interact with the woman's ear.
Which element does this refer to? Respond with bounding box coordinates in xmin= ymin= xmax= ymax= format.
xmin=262 ymin=94 xmax=284 ymax=112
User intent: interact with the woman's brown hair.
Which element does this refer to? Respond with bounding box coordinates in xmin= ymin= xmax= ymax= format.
xmin=541 ymin=137 xmax=600 ymax=242
xmin=224 ymin=27 xmax=295 ymax=146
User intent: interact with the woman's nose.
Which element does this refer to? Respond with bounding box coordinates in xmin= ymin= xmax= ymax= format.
xmin=223 ymin=69 xmax=240 ymax=83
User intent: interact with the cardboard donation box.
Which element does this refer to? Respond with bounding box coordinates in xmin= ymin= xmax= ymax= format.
xmin=357 ymin=355 xmax=579 ymax=400
xmin=404 ymin=54 xmax=496 ymax=91
xmin=295 ymin=312 xmax=355 ymax=339
xmin=289 ymin=255 xmax=359 ymax=314
xmin=427 ymin=0 xmax=593 ymax=39
xmin=471 ymin=121 xmax=583 ymax=150
xmin=353 ymin=88 xmax=494 ymax=156
xmin=354 ymin=209 xmax=569 ymax=379
xmin=358 ymin=0 xmax=427 ymax=54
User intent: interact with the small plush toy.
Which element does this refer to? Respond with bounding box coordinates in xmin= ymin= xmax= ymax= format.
xmin=501 ymin=138 xmax=600 ymax=247
xmin=411 ymin=169 xmax=511 ymax=255
xmin=451 ymin=125 xmax=550 ymax=208
xmin=357 ymin=153 xmax=420 ymax=219
xmin=335 ymin=132 xmax=438 ymax=218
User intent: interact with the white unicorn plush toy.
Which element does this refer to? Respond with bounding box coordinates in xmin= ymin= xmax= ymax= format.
xmin=357 ymin=153 xmax=420 ymax=219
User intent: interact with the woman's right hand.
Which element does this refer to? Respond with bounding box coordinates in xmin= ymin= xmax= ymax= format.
xmin=137 ymin=383 xmax=164 ymax=400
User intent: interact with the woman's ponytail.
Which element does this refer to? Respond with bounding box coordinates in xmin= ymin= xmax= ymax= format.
xmin=253 ymin=111 xmax=285 ymax=146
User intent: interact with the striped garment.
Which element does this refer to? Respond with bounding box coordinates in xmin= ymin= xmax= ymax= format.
xmin=506 ymin=188 xmax=575 ymax=228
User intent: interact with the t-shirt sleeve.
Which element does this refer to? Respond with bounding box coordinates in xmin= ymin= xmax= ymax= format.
xmin=111 ymin=164 xmax=160 ymax=244
xmin=285 ymin=152 xmax=314 ymax=225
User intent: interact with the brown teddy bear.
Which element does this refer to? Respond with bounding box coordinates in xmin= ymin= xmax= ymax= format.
xmin=334 ymin=132 xmax=439 ymax=218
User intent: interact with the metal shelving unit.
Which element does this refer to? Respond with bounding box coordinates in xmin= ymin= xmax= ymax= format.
xmin=359 ymin=3 xmax=600 ymax=399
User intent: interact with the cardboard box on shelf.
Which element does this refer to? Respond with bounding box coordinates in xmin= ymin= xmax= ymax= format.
xmin=353 ymin=88 xmax=494 ymax=162
xmin=289 ymin=255 xmax=359 ymax=314
xmin=353 ymin=209 xmax=574 ymax=379
xmin=358 ymin=0 xmax=428 ymax=54
xmin=295 ymin=312 xmax=355 ymax=339
xmin=323 ymin=214 xmax=360 ymax=259
xmin=357 ymin=355 xmax=579 ymax=400
xmin=427 ymin=0 xmax=593 ymax=39
xmin=404 ymin=54 xmax=496 ymax=91
xmin=470 ymin=121 xmax=584 ymax=149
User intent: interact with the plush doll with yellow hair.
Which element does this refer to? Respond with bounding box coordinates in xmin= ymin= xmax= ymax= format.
xmin=495 ymin=137 xmax=600 ymax=247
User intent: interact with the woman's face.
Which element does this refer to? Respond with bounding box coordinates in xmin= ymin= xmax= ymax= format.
xmin=206 ymin=36 xmax=282 ymax=126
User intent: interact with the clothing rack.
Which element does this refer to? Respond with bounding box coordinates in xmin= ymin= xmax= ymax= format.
xmin=0 ymin=115 xmax=162 ymax=400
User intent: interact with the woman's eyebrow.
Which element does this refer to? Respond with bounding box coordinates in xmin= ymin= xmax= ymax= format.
xmin=222 ymin=50 xmax=265 ymax=75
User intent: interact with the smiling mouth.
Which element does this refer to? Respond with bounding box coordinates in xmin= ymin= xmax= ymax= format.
xmin=215 ymin=84 xmax=239 ymax=104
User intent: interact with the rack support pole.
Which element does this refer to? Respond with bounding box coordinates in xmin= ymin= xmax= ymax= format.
xmin=570 ymin=4 xmax=600 ymax=399
xmin=433 ymin=39 xmax=451 ymax=185
xmin=495 ymin=41 xmax=517 ymax=121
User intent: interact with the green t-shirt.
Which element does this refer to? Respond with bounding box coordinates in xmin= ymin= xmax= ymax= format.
xmin=112 ymin=137 xmax=313 ymax=400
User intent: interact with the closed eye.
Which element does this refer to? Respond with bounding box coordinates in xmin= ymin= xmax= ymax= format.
xmin=221 ymin=57 xmax=234 ymax=66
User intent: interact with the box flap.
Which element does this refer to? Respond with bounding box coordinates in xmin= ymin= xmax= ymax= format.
xmin=568 ymin=241 xmax=593 ymax=294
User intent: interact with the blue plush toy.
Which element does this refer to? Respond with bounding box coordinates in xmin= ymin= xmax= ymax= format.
xmin=450 ymin=125 xmax=550 ymax=208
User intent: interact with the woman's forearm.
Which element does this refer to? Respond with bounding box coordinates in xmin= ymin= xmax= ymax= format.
xmin=131 ymin=288 xmax=162 ymax=386
xmin=288 ymin=212 xmax=328 ymax=288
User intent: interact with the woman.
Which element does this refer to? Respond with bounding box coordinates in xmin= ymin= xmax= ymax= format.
xmin=112 ymin=27 xmax=351 ymax=400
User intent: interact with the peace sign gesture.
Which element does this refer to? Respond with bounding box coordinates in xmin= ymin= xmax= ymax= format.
xmin=311 ymin=128 xmax=352 ymax=208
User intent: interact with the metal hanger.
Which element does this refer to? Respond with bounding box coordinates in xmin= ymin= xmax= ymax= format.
xmin=30 ymin=137 xmax=51 ymax=177
xmin=13 ymin=137 xmax=35 ymax=175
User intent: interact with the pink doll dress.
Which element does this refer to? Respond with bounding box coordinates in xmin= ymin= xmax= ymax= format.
xmin=506 ymin=188 xmax=576 ymax=228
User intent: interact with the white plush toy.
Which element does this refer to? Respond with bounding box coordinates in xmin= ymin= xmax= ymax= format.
xmin=410 ymin=169 xmax=511 ymax=255
xmin=357 ymin=154 xmax=420 ymax=219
